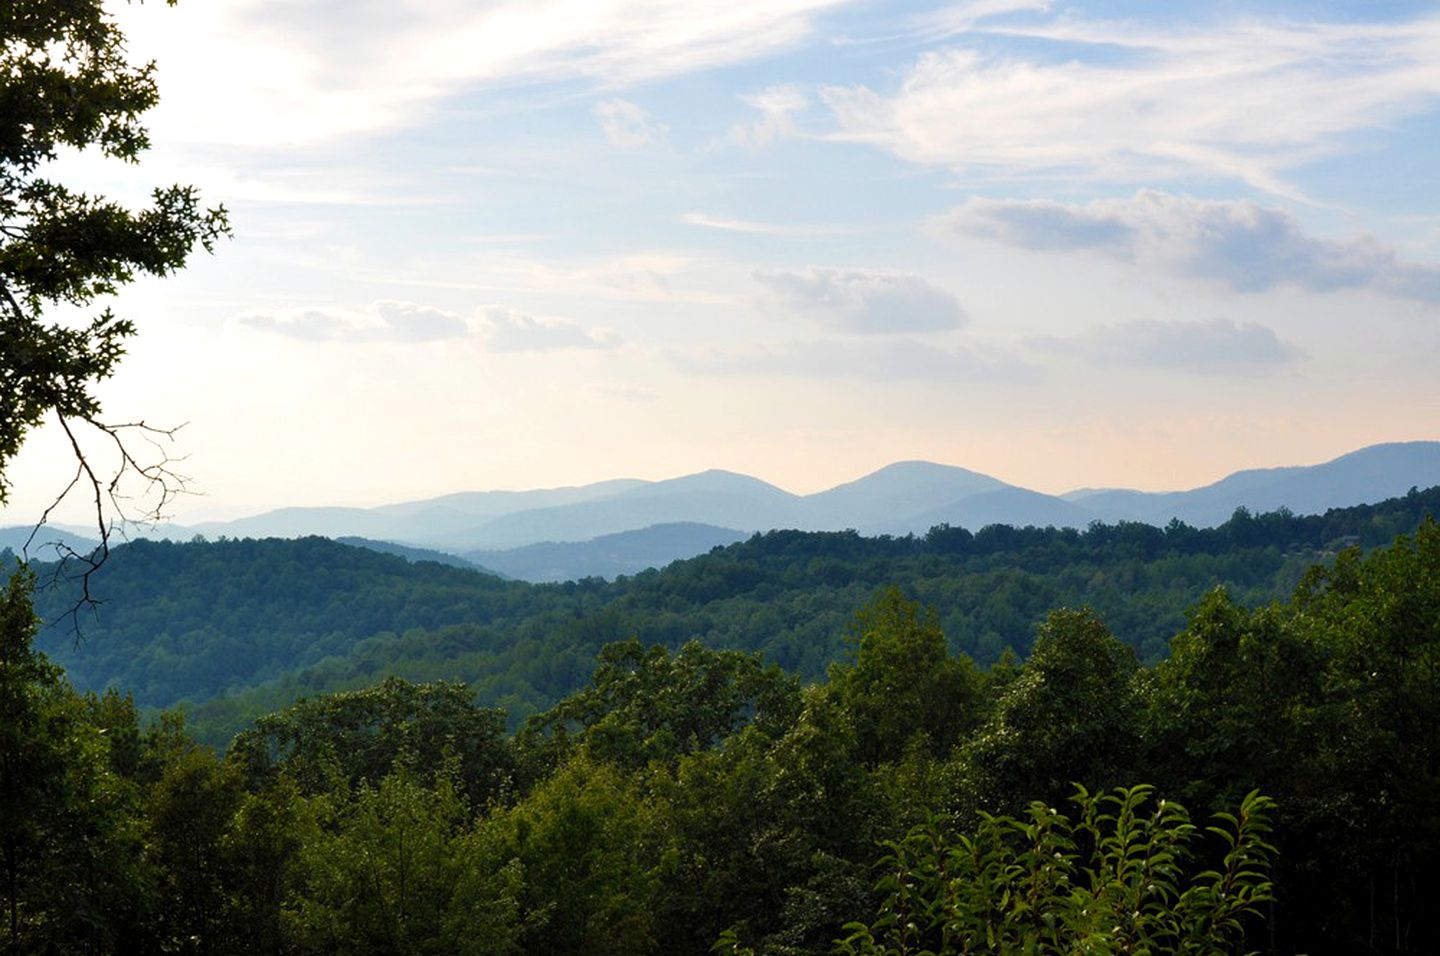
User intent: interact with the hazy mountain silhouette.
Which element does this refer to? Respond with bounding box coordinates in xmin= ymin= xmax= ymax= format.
xmin=106 ymin=441 xmax=1440 ymax=578
xmin=801 ymin=461 xmax=1008 ymax=531
xmin=1070 ymin=441 xmax=1440 ymax=526
xmin=463 ymin=522 xmax=747 ymax=582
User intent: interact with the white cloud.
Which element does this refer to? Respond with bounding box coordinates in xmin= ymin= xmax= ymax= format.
xmin=479 ymin=306 xmax=621 ymax=351
xmin=594 ymin=98 xmax=661 ymax=147
xmin=755 ymin=267 xmax=966 ymax=333
xmin=822 ymin=13 xmax=1440 ymax=195
xmin=1030 ymin=318 xmax=1303 ymax=373
xmin=680 ymin=212 xmax=839 ymax=237
xmin=674 ymin=338 xmax=1026 ymax=382
xmin=940 ymin=190 xmax=1440 ymax=301
xmin=729 ymin=84 xmax=810 ymax=147
xmin=118 ymin=0 xmax=853 ymax=150
xmin=237 ymin=300 xmax=469 ymax=342
xmin=237 ymin=300 xmax=620 ymax=350
xmin=917 ymin=0 xmax=1051 ymax=38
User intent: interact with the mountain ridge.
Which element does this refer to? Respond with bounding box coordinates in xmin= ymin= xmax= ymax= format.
xmin=17 ymin=441 xmax=1436 ymax=578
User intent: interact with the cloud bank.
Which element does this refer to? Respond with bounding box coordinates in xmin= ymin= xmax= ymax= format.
xmin=755 ymin=267 xmax=966 ymax=333
xmin=238 ymin=300 xmax=619 ymax=350
xmin=942 ymin=190 xmax=1440 ymax=302
xmin=237 ymin=300 xmax=470 ymax=343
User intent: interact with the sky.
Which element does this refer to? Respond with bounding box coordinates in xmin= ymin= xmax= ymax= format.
xmin=6 ymin=0 xmax=1440 ymax=524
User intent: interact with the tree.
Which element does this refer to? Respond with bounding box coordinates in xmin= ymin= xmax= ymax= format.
xmin=829 ymin=587 xmax=983 ymax=765
xmin=833 ymin=785 xmax=1277 ymax=956
xmin=1 ymin=0 xmax=228 ymax=550
xmin=228 ymin=677 xmax=514 ymax=807
xmin=957 ymin=609 xmax=1141 ymax=812
xmin=0 ymin=568 xmax=151 ymax=952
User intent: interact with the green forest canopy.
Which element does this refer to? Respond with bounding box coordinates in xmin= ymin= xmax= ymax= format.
xmin=3 ymin=517 xmax=1438 ymax=953
xmin=10 ymin=484 xmax=1437 ymax=746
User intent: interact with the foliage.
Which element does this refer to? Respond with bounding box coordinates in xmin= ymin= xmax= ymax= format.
xmin=0 ymin=0 xmax=228 ymax=508
xmin=0 ymin=568 xmax=149 ymax=951
xmin=32 ymin=483 xmax=1440 ymax=746
xmin=519 ymin=637 xmax=801 ymax=774
xmin=835 ymin=785 xmax=1276 ymax=956
xmin=830 ymin=587 xmax=984 ymax=764
xmin=5 ymin=519 xmax=1440 ymax=953
xmin=228 ymin=675 xmax=513 ymax=805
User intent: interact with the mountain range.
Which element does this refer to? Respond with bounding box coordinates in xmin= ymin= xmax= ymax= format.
xmin=6 ymin=441 xmax=1439 ymax=582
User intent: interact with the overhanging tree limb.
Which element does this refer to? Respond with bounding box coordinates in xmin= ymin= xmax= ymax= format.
xmin=1 ymin=0 xmax=229 ymax=592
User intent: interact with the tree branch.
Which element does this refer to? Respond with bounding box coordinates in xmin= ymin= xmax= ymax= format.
xmin=23 ymin=413 xmax=194 ymax=641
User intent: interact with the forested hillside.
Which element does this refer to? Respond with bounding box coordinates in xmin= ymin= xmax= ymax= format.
xmin=4 ymin=519 xmax=1438 ymax=954
xmin=10 ymin=485 xmax=1439 ymax=746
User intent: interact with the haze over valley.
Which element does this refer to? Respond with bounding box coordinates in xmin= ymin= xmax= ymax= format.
xmin=12 ymin=440 xmax=1430 ymax=582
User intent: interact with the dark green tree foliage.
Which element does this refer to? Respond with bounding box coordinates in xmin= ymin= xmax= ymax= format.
xmin=519 ymin=637 xmax=800 ymax=773
xmin=36 ymin=484 xmax=1440 ymax=746
xmin=146 ymin=744 xmax=244 ymax=953
xmin=0 ymin=569 xmax=147 ymax=952
xmin=228 ymin=676 xmax=513 ymax=806
xmin=468 ymin=756 xmax=662 ymax=956
xmin=829 ymin=786 xmax=1276 ymax=956
xmin=830 ymin=587 xmax=984 ymax=764
xmin=291 ymin=764 xmax=477 ymax=955
xmin=8 ymin=523 xmax=1440 ymax=953
xmin=0 ymin=0 xmax=227 ymax=503
xmin=961 ymin=609 xmax=1140 ymax=812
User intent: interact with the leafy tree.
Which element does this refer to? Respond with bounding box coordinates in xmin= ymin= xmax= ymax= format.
xmin=834 ymin=786 xmax=1276 ymax=956
xmin=228 ymin=676 xmax=513 ymax=806
xmin=958 ymin=609 xmax=1141 ymax=812
xmin=830 ymin=587 xmax=984 ymax=765
xmin=145 ymin=743 xmax=244 ymax=954
xmin=472 ymin=756 xmax=663 ymax=955
xmin=290 ymin=763 xmax=477 ymax=955
xmin=0 ymin=568 xmax=149 ymax=952
xmin=519 ymin=637 xmax=800 ymax=775
xmin=221 ymin=777 xmax=317 ymax=956
xmin=1 ymin=0 xmax=228 ymax=530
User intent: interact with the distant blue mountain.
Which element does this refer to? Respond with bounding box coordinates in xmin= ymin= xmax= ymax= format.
xmin=333 ymin=537 xmax=499 ymax=575
xmin=428 ymin=471 xmax=799 ymax=551
xmin=1069 ymin=441 xmax=1440 ymax=527
xmin=464 ymin=522 xmax=748 ymax=582
xmin=104 ymin=441 xmax=1440 ymax=575
xmin=802 ymin=461 xmax=1008 ymax=531
xmin=902 ymin=487 xmax=1097 ymax=533
xmin=0 ymin=525 xmax=100 ymax=562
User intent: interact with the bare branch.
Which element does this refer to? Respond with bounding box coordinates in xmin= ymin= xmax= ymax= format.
xmin=25 ymin=413 xmax=196 ymax=642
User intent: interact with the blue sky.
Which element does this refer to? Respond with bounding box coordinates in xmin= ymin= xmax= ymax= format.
xmin=7 ymin=0 xmax=1440 ymax=522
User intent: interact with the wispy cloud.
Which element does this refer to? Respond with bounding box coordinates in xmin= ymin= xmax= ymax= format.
xmin=680 ymin=212 xmax=840 ymax=237
xmin=674 ymin=338 xmax=1026 ymax=382
xmin=821 ymin=13 xmax=1440 ymax=194
xmin=125 ymin=0 xmax=854 ymax=150
xmin=237 ymin=300 xmax=469 ymax=343
xmin=729 ymin=84 xmax=810 ymax=146
xmin=594 ymin=98 xmax=661 ymax=147
xmin=756 ymin=267 xmax=966 ymax=333
xmin=1030 ymin=318 xmax=1303 ymax=374
xmin=479 ymin=306 xmax=621 ymax=351
xmin=940 ymin=190 xmax=1440 ymax=301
